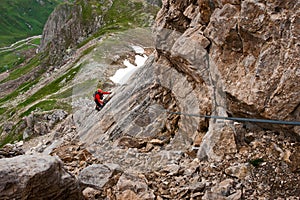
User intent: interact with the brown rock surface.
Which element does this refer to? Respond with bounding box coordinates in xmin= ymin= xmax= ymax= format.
xmin=154 ymin=0 xmax=300 ymax=161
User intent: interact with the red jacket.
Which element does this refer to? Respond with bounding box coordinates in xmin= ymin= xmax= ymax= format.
xmin=95 ymin=89 xmax=111 ymax=105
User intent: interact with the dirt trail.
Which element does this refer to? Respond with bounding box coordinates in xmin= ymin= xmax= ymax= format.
xmin=0 ymin=35 xmax=42 ymax=53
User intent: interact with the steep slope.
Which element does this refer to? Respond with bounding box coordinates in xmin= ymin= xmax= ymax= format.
xmin=0 ymin=0 xmax=159 ymax=147
xmin=0 ymin=0 xmax=63 ymax=47
xmin=70 ymin=0 xmax=299 ymax=198
xmin=0 ymin=0 xmax=299 ymax=199
xmin=79 ymin=0 xmax=300 ymax=160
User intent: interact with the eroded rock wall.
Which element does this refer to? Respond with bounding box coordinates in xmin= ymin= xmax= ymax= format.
xmin=153 ymin=0 xmax=300 ymax=160
xmin=75 ymin=0 xmax=300 ymax=164
xmin=40 ymin=0 xmax=113 ymax=66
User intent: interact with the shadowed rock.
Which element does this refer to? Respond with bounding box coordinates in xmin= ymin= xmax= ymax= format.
xmin=0 ymin=154 xmax=82 ymax=200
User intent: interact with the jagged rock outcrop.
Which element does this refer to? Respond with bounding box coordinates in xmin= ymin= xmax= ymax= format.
xmin=69 ymin=0 xmax=299 ymax=172
xmin=0 ymin=154 xmax=83 ymax=199
xmin=153 ymin=0 xmax=300 ymax=161
xmin=61 ymin=1 xmax=299 ymax=198
xmin=22 ymin=109 xmax=68 ymax=140
xmin=75 ymin=53 xmax=208 ymax=169
xmin=40 ymin=0 xmax=113 ymax=65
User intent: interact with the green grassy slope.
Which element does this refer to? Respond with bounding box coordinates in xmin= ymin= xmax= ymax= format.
xmin=0 ymin=0 xmax=159 ymax=147
xmin=0 ymin=0 xmax=63 ymax=47
xmin=77 ymin=0 xmax=159 ymax=48
xmin=0 ymin=37 xmax=40 ymax=73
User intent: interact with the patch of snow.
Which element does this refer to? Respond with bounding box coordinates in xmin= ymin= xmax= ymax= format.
xmin=110 ymin=61 xmax=136 ymax=85
xmin=110 ymin=46 xmax=148 ymax=85
xmin=135 ymin=54 xmax=148 ymax=66
xmin=131 ymin=45 xmax=145 ymax=54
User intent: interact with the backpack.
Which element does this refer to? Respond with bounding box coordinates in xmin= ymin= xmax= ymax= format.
xmin=93 ymin=91 xmax=103 ymax=100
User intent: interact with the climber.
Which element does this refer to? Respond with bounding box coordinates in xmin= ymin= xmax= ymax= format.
xmin=94 ymin=89 xmax=111 ymax=111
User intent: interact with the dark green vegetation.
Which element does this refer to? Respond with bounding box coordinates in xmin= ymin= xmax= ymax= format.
xmin=0 ymin=63 xmax=78 ymax=148
xmin=18 ymin=64 xmax=81 ymax=110
xmin=0 ymin=127 xmax=23 ymax=148
xmin=0 ymin=0 xmax=159 ymax=146
xmin=0 ymin=54 xmax=41 ymax=82
xmin=20 ymin=100 xmax=72 ymax=118
xmin=0 ymin=0 xmax=63 ymax=47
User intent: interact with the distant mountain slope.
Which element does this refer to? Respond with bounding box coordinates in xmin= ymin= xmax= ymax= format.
xmin=0 ymin=0 xmax=160 ymax=147
xmin=0 ymin=0 xmax=63 ymax=47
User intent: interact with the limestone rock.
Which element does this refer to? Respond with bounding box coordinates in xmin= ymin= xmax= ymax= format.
xmin=154 ymin=0 xmax=300 ymax=164
xmin=50 ymin=143 xmax=94 ymax=175
xmin=22 ymin=109 xmax=68 ymax=139
xmin=198 ymin=123 xmax=237 ymax=161
xmin=13 ymin=1 xmax=298 ymax=199
xmin=1 ymin=0 xmax=300 ymax=200
xmin=79 ymin=163 xmax=122 ymax=189
xmin=40 ymin=1 xmax=113 ymax=65
xmin=225 ymin=163 xmax=251 ymax=179
xmin=116 ymin=190 xmax=140 ymax=200
xmin=77 ymin=54 xmax=204 ymax=160
xmin=203 ymin=179 xmax=242 ymax=200
xmin=0 ymin=142 xmax=24 ymax=158
xmin=116 ymin=172 xmax=155 ymax=200
xmin=205 ymin=0 xmax=300 ymax=130
xmin=0 ymin=154 xmax=82 ymax=199
xmin=82 ymin=187 xmax=101 ymax=200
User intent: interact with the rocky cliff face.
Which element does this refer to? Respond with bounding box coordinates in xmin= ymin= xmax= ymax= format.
xmin=70 ymin=0 xmax=299 ymax=198
xmin=153 ymin=0 xmax=300 ymax=160
xmin=40 ymin=0 xmax=113 ymax=66
xmin=80 ymin=0 xmax=300 ymax=163
xmin=1 ymin=0 xmax=299 ymax=199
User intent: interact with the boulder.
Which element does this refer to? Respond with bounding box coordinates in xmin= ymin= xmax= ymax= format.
xmin=203 ymin=179 xmax=241 ymax=200
xmin=79 ymin=163 xmax=122 ymax=189
xmin=225 ymin=163 xmax=251 ymax=180
xmin=0 ymin=154 xmax=82 ymax=199
xmin=82 ymin=187 xmax=101 ymax=200
xmin=116 ymin=172 xmax=155 ymax=200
